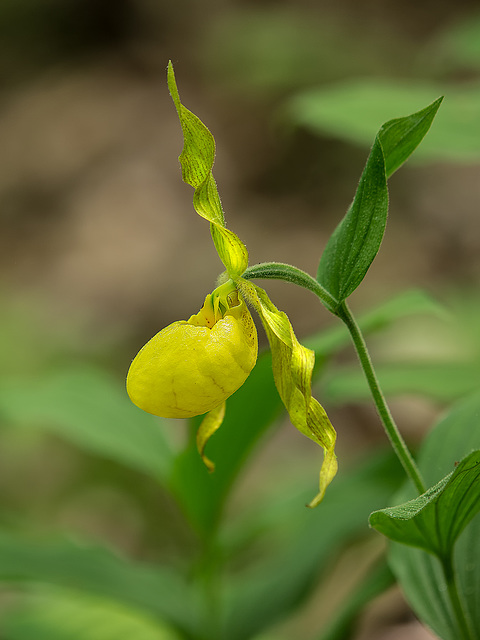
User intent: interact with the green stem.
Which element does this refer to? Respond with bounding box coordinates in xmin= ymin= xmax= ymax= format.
xmin=242 ymin=262 xmax=338 ymax=313
xmin=336 ymin=301 xmax=426 ymax=495
xmin=442 ymin=555 xmax=474 ymax=639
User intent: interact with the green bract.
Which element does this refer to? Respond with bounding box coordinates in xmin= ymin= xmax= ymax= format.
xmin=316 ymin=95 xmax=443 ymax=310
xmin=126 ymin=61 xmax=338 ymax=506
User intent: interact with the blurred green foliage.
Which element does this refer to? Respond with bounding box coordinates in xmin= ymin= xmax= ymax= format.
xmin=0 ymin=2 xmax=480 ymax=638
xmin=199 ymin=8 xmax=405 ymax=96
xmin=285 ymin=81 xmax=480 ymax=163
xmin=435 ymin=12 xmax=480 ymax=71
xmin=0 ymin=284 xmax=479 ymax=639
xmin=3 ymin=587 xmax=182 ymax=640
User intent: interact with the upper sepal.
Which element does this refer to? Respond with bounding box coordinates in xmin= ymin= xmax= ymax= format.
xmin=168 ymin=61 xmax=248 ymax=278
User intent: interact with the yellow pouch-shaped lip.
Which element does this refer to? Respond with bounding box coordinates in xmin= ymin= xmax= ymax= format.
xmin=126 ymin=282 xmax=258 ymax=419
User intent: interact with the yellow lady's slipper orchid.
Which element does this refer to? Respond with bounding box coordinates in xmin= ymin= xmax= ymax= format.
xmin=127 ymin=62 xmax=338 ymax=505
xmin=127 ymin=280 xmax=257 ymax=419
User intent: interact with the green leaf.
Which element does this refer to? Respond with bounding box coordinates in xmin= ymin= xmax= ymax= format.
xmin=385 ymin=392 xmax=480 ymax=639
xmin=3 ymin=588 xmax=182 ymax=640
xmin=0 ymin=367 xmax=174 ymax=483
xmin=0 ymin=532 xmax=200 ymax=637
xmin=389 ymin=543 xmax=461 ymax=640
xmin=286 ymin=79 xmax=480 ymax=163
xmin=418 ymin=392 xmax=480 ymax=483
xmin=378 ymin=96 xmax=443 ymax=178
xmin=316 ymin=137 xmax=388 ymax=305
xmin=316 ymin=98 xmax=441 ymax=305
xmin=370 ymin=450 xmax=480 ymax=559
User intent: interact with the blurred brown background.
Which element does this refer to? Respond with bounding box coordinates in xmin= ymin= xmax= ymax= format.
xmin=1 ymin=1 xmax=480 ymax=639
xmin=2 ymin=0 xmax=480 ymax=351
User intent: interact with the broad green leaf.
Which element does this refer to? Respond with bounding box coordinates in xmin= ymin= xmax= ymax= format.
xmin=0 ymin=532 xmax=200 ymax=637
xmin=316 ymin=136 xmax=388 ymax=305
xmin=3 ymin=588 xmax=181 ymax=640
xmin=222 ymin=451 xmax=405 ymax=640
xmin=370 ymin=451 xmax=480 ymax=559
xmin=385 ymin=392 xmax=480 ymax=639
xmin=286 ymin=80 xmax=480 ymax=162
xmin=316 ymin=98 xmax=441 ymax=305
xmin=418 ymin=392 xmax=480 ymax=483
xmin=0 ymin=367 xmax=173 ymax=483
xmin=389 ymin=544 xmax=461 ymax=640
xmin=167 ymin=61 xmax=248 ymax=277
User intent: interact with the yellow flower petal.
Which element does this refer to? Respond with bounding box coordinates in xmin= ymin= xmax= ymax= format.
xmin=126 ymin=281 xmax=257 ymax=419
xmin=196 ymin=402 xmax=226 ymax=473
xmin=239 ymin=279 xmax=338 ymax=506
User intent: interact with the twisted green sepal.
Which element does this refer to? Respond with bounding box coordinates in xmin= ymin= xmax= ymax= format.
xmin=167 ymin=61 xmax=248 ymax=278
xmin=197 ymin=402 xmax=226 ymax=473
xmin=239 ymin=279 xmax=338 ymax=507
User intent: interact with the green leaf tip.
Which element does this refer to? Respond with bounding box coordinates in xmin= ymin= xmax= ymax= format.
xmin=369 ymin=450 xmax=480 ymax=560
xmin=379 ymin=95 xmax=444 ymax=178
xmin=166 ymin=60 xmax=179 ymax=105
xmin=167 ymin=60 xmax=218 ymax=203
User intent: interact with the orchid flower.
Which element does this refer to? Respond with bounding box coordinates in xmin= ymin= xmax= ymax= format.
xmin=127 ymin=62 xmax=337 ymax=507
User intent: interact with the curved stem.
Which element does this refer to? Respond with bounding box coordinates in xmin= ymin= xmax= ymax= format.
xmin=337 ymin=301 xmax=426 ymax=495
xmin=242 ymin=262 xmax=338 ymax=313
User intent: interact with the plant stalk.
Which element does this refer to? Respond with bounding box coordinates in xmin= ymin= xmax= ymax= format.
xmin=242 ymin=262 xmax=338 ymax=313
xmin=337 ymin=301 xmax=426 ymax=495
